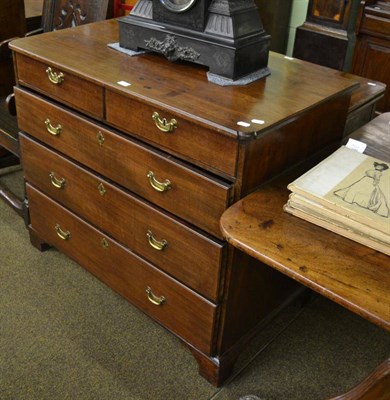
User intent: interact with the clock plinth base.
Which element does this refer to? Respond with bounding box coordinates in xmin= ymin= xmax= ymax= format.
xmin=108 ymin=42 xmax=148 ymax=57
xmin=118 ymin=1 xmax=271 ymax=82
xmin=207 ymin=67 xmax=270 ymax=86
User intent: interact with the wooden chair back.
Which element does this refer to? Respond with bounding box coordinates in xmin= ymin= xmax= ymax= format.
xmin=0 ymin=0 xmax=26 ymax=42
xmin=41 ymin=0 xmax=110 ymax=32
xmin=0 ymin=0 xmax=26 ymax=96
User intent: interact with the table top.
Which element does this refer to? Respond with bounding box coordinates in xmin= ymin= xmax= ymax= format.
xmin=10 ymin=19 xmax=359 ymax=139
xmin=25 ymin=0 xmax=43 ymax=19
xmin=221 ymin=113 xmax=390 ymax=331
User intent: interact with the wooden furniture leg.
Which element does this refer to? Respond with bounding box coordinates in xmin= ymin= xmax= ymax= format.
xmin=0 ymin=181 xmax=23 ymax=216
xmin=188 ymin=346 xmax=239 ymax=387
xmin=28 ymin=227 xmax=51 ymax=252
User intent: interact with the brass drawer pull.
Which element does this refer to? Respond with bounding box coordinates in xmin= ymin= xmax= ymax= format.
xmin=147 ymin=230 xmax=168 ymax=251
xmin=152 ymin=112 xmax=177 ymax=133
xmin=45 ymin=118 xmax=62 ymax=136
xmin=145 ymin=287 xmax=166 ymax=306
xmin=49 ymin=171 xmax=66 ymax=189
xmin=55 ymin=223 xmax=71 ymax=240
xmin=46 ymin=67 xmax=64 ymax=85
xmin=147 ymin=171 xmax=171 ymax=192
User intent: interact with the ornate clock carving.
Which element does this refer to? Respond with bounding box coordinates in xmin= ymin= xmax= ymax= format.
xmin=145 ymin=35 xmax=201 ymax=62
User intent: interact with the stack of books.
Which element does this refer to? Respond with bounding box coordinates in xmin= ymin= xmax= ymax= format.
xmin=284 ymin=146 xmax=390 ymax=255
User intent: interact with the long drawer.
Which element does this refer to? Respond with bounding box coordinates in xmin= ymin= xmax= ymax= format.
xmin=14 ymin=54 xmax=104 ymax=119
xmin=26 ymin=184 xmax=217 ymax=355
xmin=20 ymin=134 xmax=225 ymax=301
xmin=106 ymin=90 xmax=238 ymax=177
xmin=362 ymin=6 xmax=390 ymax=37
xmin=15 ymin=87 xmax=233 ymax=239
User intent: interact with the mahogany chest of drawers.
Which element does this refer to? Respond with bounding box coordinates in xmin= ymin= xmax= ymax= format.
xmin=10 ymin=19 xmax=358 ymax=385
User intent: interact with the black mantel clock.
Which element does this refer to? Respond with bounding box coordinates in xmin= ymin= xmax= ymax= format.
xmin=118 ymin=0 xmax=271 ymax=83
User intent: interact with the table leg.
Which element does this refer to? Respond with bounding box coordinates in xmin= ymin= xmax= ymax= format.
xmin=328 ymin=358 xmax=390 ymax=400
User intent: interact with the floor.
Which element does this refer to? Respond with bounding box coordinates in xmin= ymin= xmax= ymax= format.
xmin=0 ymin=166 xmax=389 ymax=400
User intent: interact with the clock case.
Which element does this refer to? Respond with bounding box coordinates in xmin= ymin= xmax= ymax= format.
xmin=118 ymin=0 xmax=271 ymax=82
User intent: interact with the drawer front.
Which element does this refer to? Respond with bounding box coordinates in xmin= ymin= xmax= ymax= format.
xmin=26 ymin=184 xmax=217 ymax=355
xmin=106 ymin=90 xmax=238 ymax=177
xmin=362 ymin=12 xmax=390 ymax=37
xmin=15 ymin=88 xmax=233 ymax=238
xmin=15 ymin=53 xmax=104 ymax=118
xmin=21 ymin=134 xmax=224 ymax=301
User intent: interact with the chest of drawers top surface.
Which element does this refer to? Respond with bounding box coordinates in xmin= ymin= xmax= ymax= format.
xmin=10 ymin=19 xmax=358 ymax=139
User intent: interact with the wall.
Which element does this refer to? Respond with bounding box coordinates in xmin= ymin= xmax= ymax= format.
xmin=256 ymin=0 xmax=294 ymax=54
xmin=286 ymin=0 xmax=309 ymax=56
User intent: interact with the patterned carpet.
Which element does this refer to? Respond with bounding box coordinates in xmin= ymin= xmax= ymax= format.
xmin=0 ymin=167 xmax=389 ymax=400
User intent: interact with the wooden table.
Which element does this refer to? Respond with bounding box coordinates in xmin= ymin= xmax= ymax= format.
xmin=220 ymin=113 xmax=390 ymax=398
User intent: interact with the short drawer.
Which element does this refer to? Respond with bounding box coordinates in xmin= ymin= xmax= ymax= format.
xmin=26 ymin=184 xmax=217 ymax=355
xmin=361 ymin=12 xmax=390 ymax=37
xmin=21 ymin=134 xmax=225 ymax=301
xmin=106 ymin=90 xmax=238 ymax=177
xmin=15 ymin=53 xmax=104 ymax=118
xmin=15 ymin=87 xmax=233 ymax=238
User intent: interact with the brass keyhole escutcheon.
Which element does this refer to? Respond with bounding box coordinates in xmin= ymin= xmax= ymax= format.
xmin=97 ymin=131 xmax=105 ymax=145
xmin=98 ymin=182 xmax=106 ymax=196
xmin=101 ymin=237 xmax=109 ymax=249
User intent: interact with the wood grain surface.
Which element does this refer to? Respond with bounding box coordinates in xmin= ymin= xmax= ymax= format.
xmin=221 ymin=113 xmax=390 ymax=331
